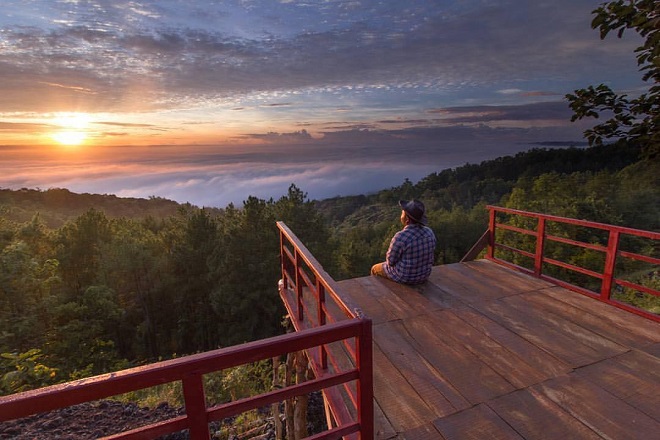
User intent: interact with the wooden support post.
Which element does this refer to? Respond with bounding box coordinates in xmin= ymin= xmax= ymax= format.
xmin=285 ymin=352 xmax=295 ymax=439
xmin=182 ymin=372 xmax=210 ymax=440
xmin=534 ymin=217 xmax=546 ymax=276
xmin=295 ymin=251 xmax=304 ymax=322
xmin=272 ymin=356 xmax=283 ymax=440
xmin=487 ymin=208 xmax=496 ymax=259
xmin=356 ymin=319 xmax=374 ymax=440
xmin=460 ymin=230 xmax=490 ymax=262
xmin=293 ymin=351 xmax=309 ymax=439
xmin=279 ymin=231 xmax=287 ymax=290
xmin=318 ymin=281 xmax=328 ymax=370
xmin=283 ymin=351 xmax=310 ymax=440
xmin=323 ymin=399 xmax=335 ymax=433
xmin=601 ymin=229 xmax=620 ymax=300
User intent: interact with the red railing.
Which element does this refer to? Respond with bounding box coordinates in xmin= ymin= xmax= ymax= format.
xmin=482 ymin=206 xmax=660 ymax=322
xmin=0 ymin=321 xmax=371 ymax=439
xmin=277 ymin=222 xmax=373 ymax=439
xmin=0 ymin=223 xmax=374 ymax=440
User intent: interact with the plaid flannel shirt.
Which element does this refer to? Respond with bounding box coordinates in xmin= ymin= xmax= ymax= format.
xmin=384 ymin=223 xmax=436 ymax=284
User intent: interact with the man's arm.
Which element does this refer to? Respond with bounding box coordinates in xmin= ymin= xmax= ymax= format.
xmin=386 ymin=233 xmax=404 ymax=267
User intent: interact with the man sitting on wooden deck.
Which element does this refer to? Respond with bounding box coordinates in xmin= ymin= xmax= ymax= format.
xmin=371 ymin=199 xmax=437 ymax=285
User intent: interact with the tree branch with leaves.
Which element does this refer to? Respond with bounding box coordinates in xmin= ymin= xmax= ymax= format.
xmin=566 ymin=0 xmax=659 ymax=158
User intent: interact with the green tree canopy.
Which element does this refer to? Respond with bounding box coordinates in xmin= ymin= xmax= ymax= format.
xmin=566 ymin=0 xmax=659 ymax=158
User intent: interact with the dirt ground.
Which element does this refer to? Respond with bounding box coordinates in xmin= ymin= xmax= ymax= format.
xmin=0 ymin=400 xmax=191 ymax=439
xmin=0 ymin=393 xmax=325 ymax=439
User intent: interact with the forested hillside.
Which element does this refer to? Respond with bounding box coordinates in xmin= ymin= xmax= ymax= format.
xmin=318 ymin=142 xmax=656 ymax=279
xmin=1 ymin=142 xmax=658 ymax=398
xmin=0 ymin=188 xmax=199 ymax=228
xmin=0 ymin=185 xmax=330 ymax=396
xmin=316 ymin=142 xmax=643 ymax=225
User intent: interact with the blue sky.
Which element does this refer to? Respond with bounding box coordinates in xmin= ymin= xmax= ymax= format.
xmin=0 ymin=0 xmax=645 ymax=207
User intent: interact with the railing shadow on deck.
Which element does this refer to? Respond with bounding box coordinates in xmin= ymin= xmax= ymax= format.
xmin=463 ymin=205 xmax=660 ymax=322
xmin=0 ymin=222 xmax=374 ymax=440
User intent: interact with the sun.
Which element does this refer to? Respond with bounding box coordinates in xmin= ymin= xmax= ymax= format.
xmin=51 ymin=112 xmax=91 ymax=146
xmin=52 ymin=130 xmax=88 ymax=146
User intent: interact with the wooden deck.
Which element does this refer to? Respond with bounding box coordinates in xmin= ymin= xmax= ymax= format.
xmin=336 ymin=259 xmax=660 ymax=440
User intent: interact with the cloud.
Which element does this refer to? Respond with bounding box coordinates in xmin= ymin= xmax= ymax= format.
xmin=104 ymin=161 xmax=426 ymax=207
xmin=0 ymin=0 xmax=642 ymax=206
xmin=99 ymin=132 xmax=131 ymax=138
xmin=428 ymin=101 xmax=575 ymax=124
xmin=0 ymin=116 xmax=588 ymax=207
xmin=0 ymin=145 xmax=429 ymax=207
xmin=521 ymin=91 xmax=562 ymax=97
xmin=37 ymin=82 xmax=96 ymax=94
xmin=0 ymin=0 xmax=642 ymax=115
xmin=377 ymin=119 xmax=432 ymax=125
xmin=95 ymin=122 xmax=157 ymax=128
xmin=240 ymin=129 xmax=315 ymax=144
xmin=0 ymin=121 xmax=51 ymax=131
xmin=497 ymin=89 xmax=524 ymax=95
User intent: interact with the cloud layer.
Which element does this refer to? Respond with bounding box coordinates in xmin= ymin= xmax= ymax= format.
xmin=1 ymin=115 xmax=591 ymax=207
xmin=0 ymin=0 xmax=646 ymax=206
xmin=0 ymin=0 xmax=642 ymax=113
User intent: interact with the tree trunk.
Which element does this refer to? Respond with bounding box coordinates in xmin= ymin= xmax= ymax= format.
xmin=272 ymin=356 xmax=283 ymax=440
xmin=293 ymin=351 xmax=309 ymax=439
xmin=284 ymin=351 xmax=310 ymax=439
xmin=285 ymin=352 xmax=295 ymax=439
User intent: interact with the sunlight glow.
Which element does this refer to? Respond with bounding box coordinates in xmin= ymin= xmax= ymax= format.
xmin=52 ymin=130 xmax=88 ymax=146
xmin=51 ymin=112 xmax=91 ymax=146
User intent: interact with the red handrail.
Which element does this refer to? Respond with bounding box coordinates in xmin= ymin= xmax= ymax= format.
xmin=277 ymin=222 xmax=373 ymax=439
xmin=278 ymin=222 xmax=363 ymax=321
xmin=484 ymin=205 xmax=660 ymax=322
xmin=0 ymin=319 xmax=371 ymax=439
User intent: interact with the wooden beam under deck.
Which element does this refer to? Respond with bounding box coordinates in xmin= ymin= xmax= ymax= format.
xmin=334 ymin=259 xmax=660 ymax=439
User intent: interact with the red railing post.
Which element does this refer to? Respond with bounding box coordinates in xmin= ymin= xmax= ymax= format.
xmin=182 ymin=372 xmax=210 ymax=440
xmin=279 ymin=230 xmax=288 ymax=290
xmin=356 ymin=318 xmax=374 ymax=440
xmin=483 ymin=205 xmax=660 ymax=322
xmin=275 ymin=221 xmax=376 ymax=437
xmin=318 ymin=280 xmax=326 ymax=328
xmin=318 ymin=280 xmax=328 ymax=370
xmin=295 ymin=249 xmax=304 ymax=322
xmin=487 ymin=207 xmax=496 ymax=259
xmin=534 ymin=217 xmax=546 ymax=276
xmin=601 ymin=229 xmax=620 ymax=301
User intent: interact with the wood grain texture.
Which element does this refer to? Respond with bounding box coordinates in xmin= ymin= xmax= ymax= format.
xmin=289 ymin=260 xmax=660 ymax=439
xmin=535 ymin=374 xmax=660 ymax=440
xmin=574 ymin=349 xmax=660 ymax=420
xmin=404 ymin=312 xmax=515 ymax=404
xmin=488 ymin=387 xmax=603 ymax=439
xmin=433 ymin=404 xmax=524 ymax=440
xmin=374 ymin=319 xmax=470 ymax=415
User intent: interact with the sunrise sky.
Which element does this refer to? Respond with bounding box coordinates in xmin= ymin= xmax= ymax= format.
xmin=0 ymin=0 xmax=644 ymax=207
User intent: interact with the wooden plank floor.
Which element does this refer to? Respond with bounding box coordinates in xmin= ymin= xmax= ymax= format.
xmin=336 ymin=259 xmax=660 ymax=440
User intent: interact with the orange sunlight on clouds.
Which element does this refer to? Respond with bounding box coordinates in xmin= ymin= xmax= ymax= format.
xmin=52 ymin=130 xmax=87 ymax=146
xmin=50 ymin=113 xmax=91 ymax=146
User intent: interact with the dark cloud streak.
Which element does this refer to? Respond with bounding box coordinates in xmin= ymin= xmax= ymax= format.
xmin=429 ymin=102 xmax=576 ymax=124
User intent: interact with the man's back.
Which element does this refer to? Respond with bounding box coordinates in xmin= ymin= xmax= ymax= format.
xmin=385 ymin=223 xmax=436 ymax=284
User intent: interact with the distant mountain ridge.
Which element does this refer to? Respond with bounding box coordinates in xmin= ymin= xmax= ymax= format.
xmin=315 ymin=142 xmax=643 ymax=225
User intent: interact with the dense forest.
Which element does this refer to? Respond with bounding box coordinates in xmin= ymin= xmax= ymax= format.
xmin=1 ymin=140 xmax=658 ymax=398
